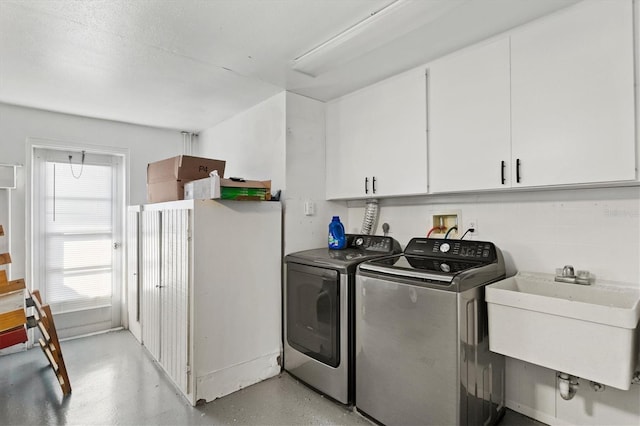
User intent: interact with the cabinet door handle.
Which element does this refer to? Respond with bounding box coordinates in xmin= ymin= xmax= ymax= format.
xmin=372 ymin=176 xmax=377 ymax=194
xmin=516 ymin=159 xmax=521 ymax=183
xmin=365 ymin=177 xmax=369 ymax=194
xmin=501 ymin=161 xmax=506 ymax=185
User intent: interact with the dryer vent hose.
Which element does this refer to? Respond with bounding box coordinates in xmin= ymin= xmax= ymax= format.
xmin=360 ymin=199 xmax=379 ymax=235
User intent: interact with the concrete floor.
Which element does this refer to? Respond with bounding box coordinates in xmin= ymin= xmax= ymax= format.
xmin=0 ymin=330 xmax=545 ymax=425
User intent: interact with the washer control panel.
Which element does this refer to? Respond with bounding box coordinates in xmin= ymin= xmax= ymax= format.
xmin=404 ymin=238 xmax=496 ymax=262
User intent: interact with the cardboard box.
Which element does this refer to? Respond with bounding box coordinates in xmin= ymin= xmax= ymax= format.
xmin=184 ymin=175 xmax=221 ymax=200
xmin=146 ymin=155 xmax=226 ymax=203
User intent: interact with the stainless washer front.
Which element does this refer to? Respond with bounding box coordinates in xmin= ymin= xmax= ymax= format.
xmin=356 ymin=273 xmax=504 ymax=425
xmin=354 ymin=237 xmax=506 ymax=425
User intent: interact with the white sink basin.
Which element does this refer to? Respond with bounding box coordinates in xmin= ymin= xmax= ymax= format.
xmin=486 ymin=272 xmax=640 ymax=390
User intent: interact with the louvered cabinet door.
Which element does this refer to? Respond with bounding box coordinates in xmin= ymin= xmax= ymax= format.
xmin=159 ymin=208 xmax=190 ymax=395
xmin=140 ymin=210 xmax=161 ymax=360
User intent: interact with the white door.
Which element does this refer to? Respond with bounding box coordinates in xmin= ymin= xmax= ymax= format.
xmin=126 ymin=206 xmax=142 ymax=342
xmin=139 ymin=207 xmax=190 ymax=393
xmin=428 ymin=38 xmax=511 ymax=193
xmin=140 ymin=209 xmax=161 ymax=359
xmin=510 ymin=0 xmax=635 ymax=187
xmin=32 ymin=147 xmax=125 ymax=338
xmin=325 ymin=66 xmax=428 ymax=200
xmin=159 ymin=208 xmax=190 ymax=394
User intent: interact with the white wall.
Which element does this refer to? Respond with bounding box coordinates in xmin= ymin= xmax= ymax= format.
xmin=346 ymin=187 xmax=640 ymax=425
xmin=198 ymin=92 xmax=287 ymax=192
xmin=284 ymin=92 xmax=347 ymax=254
xmin=0 ymin=102 xmax=181 ymax=322
xmin=347 ymin=188 xmax=640 ymax=282
xmin=198 ymin=91 xmax=346 ymax=256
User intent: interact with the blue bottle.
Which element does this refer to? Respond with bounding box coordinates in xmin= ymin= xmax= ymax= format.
xmin=328 ymin=216 xmax=346 ymax=250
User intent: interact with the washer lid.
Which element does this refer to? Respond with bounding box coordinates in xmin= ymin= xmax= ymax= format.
xmin=359 ymin=254 xmax=486 ymax=284
xmin=357 ymin=238 xmax=505 ymax=291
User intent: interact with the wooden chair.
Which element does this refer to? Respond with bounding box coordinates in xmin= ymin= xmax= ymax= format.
xmin=0 ymin=224 xmax=71 ymax=395
xmin=28 ymin=290 xmax=71 ymax=395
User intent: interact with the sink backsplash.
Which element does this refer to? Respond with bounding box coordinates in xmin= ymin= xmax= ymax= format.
xmin=346 ymin=186 xmax=640 ymax=286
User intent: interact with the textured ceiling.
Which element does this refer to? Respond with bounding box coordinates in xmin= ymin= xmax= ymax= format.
xmin=0 ymin=0 xmax=579 ymax=131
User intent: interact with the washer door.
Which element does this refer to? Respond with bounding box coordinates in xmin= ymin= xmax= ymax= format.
xmin=286 ymin=263 xmax=340 ymax=367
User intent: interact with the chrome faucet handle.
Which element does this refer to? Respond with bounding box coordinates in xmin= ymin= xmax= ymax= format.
xmin=562 ymin=265 xmax=575 ymax=278
xmin=555 ymin=265 xmax=591 ymax=285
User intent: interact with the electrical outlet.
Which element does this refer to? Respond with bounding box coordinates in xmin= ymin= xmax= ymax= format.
xmin=303 ymin=200 xmax=315 ymax=216
xmin=465 ymin=219 xmax=478 ymax=236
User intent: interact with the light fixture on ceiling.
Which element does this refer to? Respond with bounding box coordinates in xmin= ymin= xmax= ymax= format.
xmin=292 ymin=0 xmax=464 ymax=78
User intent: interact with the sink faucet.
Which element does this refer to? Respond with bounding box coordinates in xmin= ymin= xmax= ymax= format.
xmin=562 ymin=265 xmax=575 ymax=278
xmin=555 ymin=265 xmax=591 ymax=285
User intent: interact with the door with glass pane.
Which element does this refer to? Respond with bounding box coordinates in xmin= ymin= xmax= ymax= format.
xmin=33 ymin=148 xmax=124 ymax=338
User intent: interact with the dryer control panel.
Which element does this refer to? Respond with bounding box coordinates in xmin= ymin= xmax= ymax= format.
xmin=346 ymin=234 xmax=401 ymax=253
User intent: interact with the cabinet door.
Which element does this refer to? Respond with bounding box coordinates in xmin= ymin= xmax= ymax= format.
xmin=367 ymin=67 xmax=428 ymax=198
xmin=140 ymin=210 xmax=161 ymax=360
xmin=511 ymin=0 xmax=635 ymax=187
xmin=428 ymin=38 xmax=511 ymax=192
xmin=126 ymin=206 xmax=142 ymax=343
xmin=160 ymin=208 xmax=190 ymax=395
xmin=326 ymin=67 xmax=428 ymax=199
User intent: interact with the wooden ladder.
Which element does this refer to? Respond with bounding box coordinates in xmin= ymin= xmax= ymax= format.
xmin=0 ymin=224 xmax=71 ymax=395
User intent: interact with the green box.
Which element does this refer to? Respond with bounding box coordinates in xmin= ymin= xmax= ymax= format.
xmin=220 ymin=187 xmax=267 ymax=200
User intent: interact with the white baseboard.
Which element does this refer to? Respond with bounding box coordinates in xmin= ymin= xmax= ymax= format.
xmin=506 ymin=399 xmax=574 ymax=426
xmin=195 ymin=351 xmax=281 ymax=405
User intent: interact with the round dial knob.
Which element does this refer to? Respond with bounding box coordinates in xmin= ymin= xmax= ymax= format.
xmin=440 ymin=242 xmax=451 ymax=253
xmin=355 ymin=237 xmax=364 ymax=247
xmin=440 ymin=263 xmax=451 ymax=273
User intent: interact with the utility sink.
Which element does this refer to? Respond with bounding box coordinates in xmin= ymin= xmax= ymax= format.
xmin=486 ymin=272 xmax=640 ymax=390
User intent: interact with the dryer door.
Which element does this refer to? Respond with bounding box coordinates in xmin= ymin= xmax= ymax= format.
xmin=286 ymin=263 xmax=340 ymax=367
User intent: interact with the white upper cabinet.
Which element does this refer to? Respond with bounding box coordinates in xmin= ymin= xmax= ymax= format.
xmin=428 ymin=38 xmax=511 ymax=193
xmin=326 ymin=67 xmax=427 ymax=200
xmin=428 ymin=0 xmax=636 ymax=193
xmin=510 ymin=0 xmax=635 ymax=187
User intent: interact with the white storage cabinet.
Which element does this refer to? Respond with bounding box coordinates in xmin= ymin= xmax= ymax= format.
xmin=510 ymin=0 xmax=635 ymax=187
xmin=428 ymin=38 xmax=511 ymax=193
xmin=325 ymin=66 xmax=428 ymax=199
xmin=137 ymin=199 xmax=282 ymax=405
xmin=428 ymin=0 xmax=636 ymax=192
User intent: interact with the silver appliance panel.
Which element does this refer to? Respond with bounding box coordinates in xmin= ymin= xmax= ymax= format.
xmin=355 ymin=274 xmax=505 ymax=426
xmin=283 ymin=266 xmax=350 ymax=404
xmin=355 ymin=238 xmax=506 ymax=425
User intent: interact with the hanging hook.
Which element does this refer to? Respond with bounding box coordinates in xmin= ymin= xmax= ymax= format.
xmin=69 ymin=150 xmax=86 ymax=179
